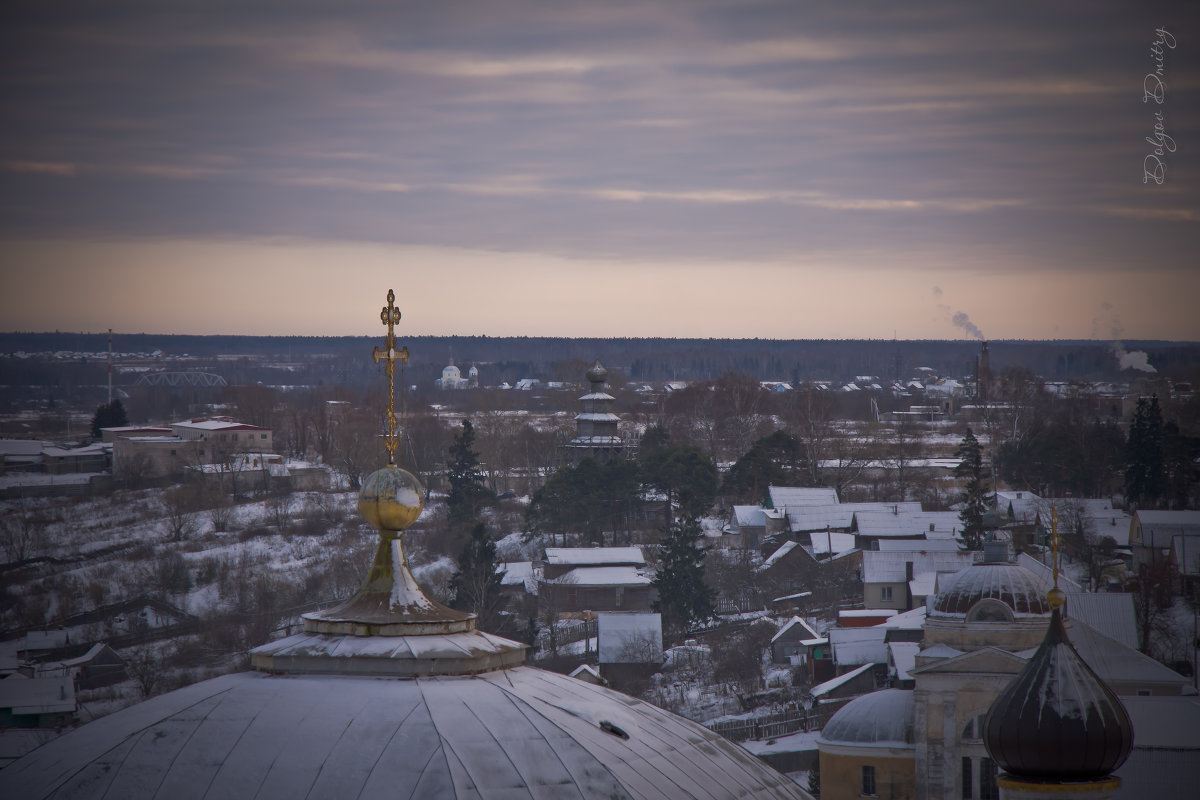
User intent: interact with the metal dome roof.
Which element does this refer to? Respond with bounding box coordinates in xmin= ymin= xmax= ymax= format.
xmin=1 ymin=667 xmax=809 ymax=800
xmin=929 ymin=562 xmax=1052 ymax=619
xmin=816 ymin=689 xmax=915 ymax=748
xmin=983 ymin=607 xmax=1133 ymax=781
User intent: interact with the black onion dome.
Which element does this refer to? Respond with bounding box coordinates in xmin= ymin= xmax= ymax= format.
xmin=585 ymin=359 xmax=608 ymax=385
xmin=930 ymin=563 xmax=1052 ymax=619
xmin=983 ymin=608 xmax=1133 ymax=781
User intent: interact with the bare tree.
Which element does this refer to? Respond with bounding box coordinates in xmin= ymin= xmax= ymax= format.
xmin=206 ymin=489 xmax=234 ymax=533
xmin=267 ymin=492 xmax=294 ymax=533
xmin=162 ymin=485 xmax=201 ymax=542
xmin=126 ymin=646 xmax=168 ymax=697
xmin=1 ymin=505 xmax=47 ymax=562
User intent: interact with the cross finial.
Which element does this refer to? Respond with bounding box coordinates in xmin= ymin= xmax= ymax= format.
xmin=1048 ymin=504 xmax=1065 ymax=608
xmin=372 ymin=289 xmax=409 ymax=464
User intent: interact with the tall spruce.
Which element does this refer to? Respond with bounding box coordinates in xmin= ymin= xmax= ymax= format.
xmin=90 ymin=398 xmax=128 ymax=439
xmin=652 ymin=516 xmax=716 ymax=639
xmin=449 ymin=522 xmax=506 ymax=633
xmin=1125 ymin=395 xmax=1165 ymax=509
xmin=955 ymin=427 xmax=989 ymax=550
xmin=446 ymin=420 xmax=494 ymax=523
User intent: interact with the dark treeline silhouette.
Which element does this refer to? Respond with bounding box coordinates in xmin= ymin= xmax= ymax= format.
xmin=3 ymin=333 xmax=1198 ymax=389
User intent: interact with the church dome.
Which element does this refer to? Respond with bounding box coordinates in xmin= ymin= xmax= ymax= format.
xmin=929 ymin=562 xmax=1052 ymax=620
xmin=983 ymin=607 xmax=1133 ymax=781
xmin=3 ymin=667 xmax=808 ymax=799
xmin=816 ymin=689 xmax=915 ymax=748
xmin=585 ymin=359 xmax=608 ymax=385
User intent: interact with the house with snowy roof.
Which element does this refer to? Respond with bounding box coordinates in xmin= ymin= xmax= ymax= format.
xmin=1130 ymin=509 xmax=1200 ymax=574
xmin=770 ymin=616 xmax=824 ymax=665
xmin=768 ymin=485 xmax=840 ymax=509
xmin=861 ymin=549 xmax=977 ymax=612
xmin=540 ymin=547 xmax=655 ymax=614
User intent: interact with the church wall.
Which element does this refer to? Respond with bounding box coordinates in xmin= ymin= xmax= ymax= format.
xmin=913 ymin=672 xmax=1020 ymax=800
xmin=819 ymin=747 xmax=916 ymax=800
xmin=921 ymin=619 xmax=1046 ymax=652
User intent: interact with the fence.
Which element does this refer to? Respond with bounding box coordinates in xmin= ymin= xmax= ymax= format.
xmin=704 ymin=699 xmax=845 ymax=743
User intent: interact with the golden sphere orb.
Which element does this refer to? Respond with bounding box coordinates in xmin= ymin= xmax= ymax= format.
xmin=1047 ymin=587 xmax=1066 ymax=610
xmin=358 ymin=465 xmax=425 ymax=531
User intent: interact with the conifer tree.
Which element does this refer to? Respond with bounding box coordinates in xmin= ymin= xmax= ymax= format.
xmin=1125 ymin=395 xmax=1165 ymax=509
xmin=652 ymin=516 xmax=716 ymax=639
xmin=446 ymin=420 xmax=495 ymax=523
xmin=90 ymin=398 xmax=128 ymax=439
xmin=449 ymin=522 xmax=506 ymax=633
xmin=955 ymin=427 xmax=989 ymax=550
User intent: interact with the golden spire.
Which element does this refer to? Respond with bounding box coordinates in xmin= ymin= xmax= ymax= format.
xmin=1048 ymin=505 xmax=1065 ymax=609
xmin=372 ymin=289 xmax=409 ymax=465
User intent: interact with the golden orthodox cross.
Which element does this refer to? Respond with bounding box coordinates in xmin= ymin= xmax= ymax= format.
xmin=372 ymin=289 xmax=409 ymax=464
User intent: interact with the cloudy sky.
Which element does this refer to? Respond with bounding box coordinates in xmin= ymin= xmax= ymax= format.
xmin=1 ymin=1 xmax=1197 ymax=340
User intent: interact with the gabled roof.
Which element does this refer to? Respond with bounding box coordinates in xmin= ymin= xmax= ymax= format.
xmin=810 ymin=532 xmax=856 ymax=557
xmin=548 ymin=566 xmax=651 ymax=587
xmin=811 ymin=662 xmax=875 ymax=698
xmin=172 ymin=417 xmax=269 ymax=432
xmin=873 ymin=607 xmax=927 ymax=630
xmin=888 ymin=642 xmax=920 ymax=681
xmin=544 ymin=547 xmax=645 ymax=566
xmin=910 ymin=645 xmax=1028 ymax=676
xmin=771 ymin=616 xmax=820 ymax=645
xmin=0 ymin=675 xmax=74 ymax=715
xmin=759 ymin=540 xmax=801 ymax=571
xmin=861 ymin=550 xmax=976 ymax=583
xmin=768 ymin=486 xmax=839 ymax=508
xmin=1067 ymin=619 xmax=1189 ymax=690
xmin=732 ymin=505 xmax=767 ymax=528
xmin=786 ymin=502 xmax=922 ymax=533
xmin=1063 ymin=593 xmax=1138 ymax=651
xmin=854 ymin=510 xmax=960 ymax=538
xmin=828 ymin=627 xmax=888 ymax=666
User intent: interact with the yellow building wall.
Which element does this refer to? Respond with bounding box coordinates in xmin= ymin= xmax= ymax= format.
xmin=819 ymin=750 xmax=915 ymax=800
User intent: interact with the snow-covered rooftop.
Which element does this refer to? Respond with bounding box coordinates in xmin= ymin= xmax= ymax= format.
xmin=854 ymin=510 xmax=961 ymax=538
xmin=828 ymin=627 xmax=888 ymax=667
xmin=550 ymin=566 xmax=652 ymax=586
xmin=597 ymin=612 xmax=663 ymax=664
xmin=861 ymin=550 xmax=976 ymax=583
xmin=768 ymin=486 xmax=839 ymax=508
xmin=544 ymin=546 xmax=645 ymax=566
xmin=771 ymin=616 xmax=820 ymax=645
xmin=811 ymin=662 xmax=875 ymax=698
xmin=809 ymin=532 xmax=856 ymax=557
xmin=888 ymin=642 xmax=920 ymax=681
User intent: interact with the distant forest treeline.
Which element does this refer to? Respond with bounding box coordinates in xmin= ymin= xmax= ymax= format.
xmin=2 ymin=332 xmax=1199 ymax=384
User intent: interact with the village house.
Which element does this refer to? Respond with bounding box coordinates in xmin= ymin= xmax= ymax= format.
xmin=539 ymin=547 xmax=655 ymax=614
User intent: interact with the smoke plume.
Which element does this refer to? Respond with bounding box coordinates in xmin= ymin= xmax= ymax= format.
xmin=952 ymin=311 xmax=984 ymax=340
xmin=1111 ymin=341 xmax=1156 ymax=373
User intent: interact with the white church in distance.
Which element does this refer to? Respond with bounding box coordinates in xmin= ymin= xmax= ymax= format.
xmin=437 ymin=358 xmax=478 ymax=389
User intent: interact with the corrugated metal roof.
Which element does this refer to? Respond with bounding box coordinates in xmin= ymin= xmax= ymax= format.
xmin=1068 ymin=620 xmax=1190 ymax=689
xmin=0 ymin=669 xmax=811 ymax=800
xmin=1063 ymin=593 xmax=1138 ymax=651
xmin=768 ymin=486 xmax=839 ymax=508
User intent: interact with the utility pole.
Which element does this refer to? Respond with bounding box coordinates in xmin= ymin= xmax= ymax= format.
xmin=108 ymin=328 xmax=113 ymax=403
